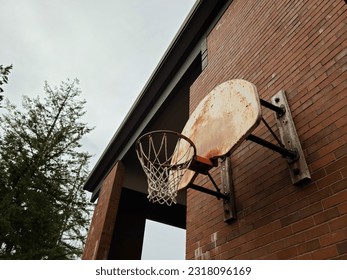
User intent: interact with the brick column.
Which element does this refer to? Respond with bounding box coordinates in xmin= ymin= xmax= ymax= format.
xmin=82 ymin=161 xmax=125 ymax=260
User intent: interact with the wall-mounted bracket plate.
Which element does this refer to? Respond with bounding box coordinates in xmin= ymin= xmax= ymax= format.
xmin=271 ymin=90 xmax=311 ymax=185
xmin=220 ymin=157 xmax=236 ymax=222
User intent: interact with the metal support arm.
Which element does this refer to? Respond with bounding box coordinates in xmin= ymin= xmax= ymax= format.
xmin=189 ymin=170 xmax=229 ymax=201
xmin=247 ymin=134 xmax=298 ymax=161
xmin=189 ymin=184 xmax=229 ymax=201
xmin=260 ymin=98 xmax=285 ymax=117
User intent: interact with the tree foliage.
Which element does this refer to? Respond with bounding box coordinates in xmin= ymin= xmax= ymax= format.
xmin=0 ymin=64 xmax=13 ymax=107
xmin=0 ymin=79 xmax=93 ymax=259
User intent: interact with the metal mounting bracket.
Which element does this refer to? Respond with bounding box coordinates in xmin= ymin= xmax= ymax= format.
xmin=188 ymin=157 xmax=236 ymax=223
xmin=271 ymin=90 xmax=311 ymax=185
xmin=220 ymin=157 xmax=236 ymax=222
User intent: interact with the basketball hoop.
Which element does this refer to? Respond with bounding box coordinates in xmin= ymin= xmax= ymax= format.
xmin=135 ymin=130 xmax=196 ymax=205
xmin=135 ymin=80 xmax=310 ymax=222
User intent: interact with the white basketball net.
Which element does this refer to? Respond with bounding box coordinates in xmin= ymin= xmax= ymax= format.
xmin=136 ymin=131 xmax=195 ymax=206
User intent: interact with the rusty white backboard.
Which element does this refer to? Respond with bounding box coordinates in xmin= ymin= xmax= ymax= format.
xmin=176 ymin=79 xmax=261 ymax=190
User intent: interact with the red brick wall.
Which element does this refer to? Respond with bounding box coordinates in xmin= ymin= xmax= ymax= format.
xmin=186 ymin=0 xmax=347 ymax=260
xmin=82 ymin=161 xmax=124 ymax=259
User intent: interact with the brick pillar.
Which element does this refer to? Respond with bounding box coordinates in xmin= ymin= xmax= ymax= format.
xmin=82 ymin=161 xmax=125 ymax=260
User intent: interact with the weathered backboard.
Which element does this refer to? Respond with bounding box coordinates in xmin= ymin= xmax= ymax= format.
xmin=177 ymin=79 xmax=261 ymax=190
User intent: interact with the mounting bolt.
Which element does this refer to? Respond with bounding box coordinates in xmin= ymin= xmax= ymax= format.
xmin=293 ymin=168 xmax=301 ymax=175
xmin=275 ymin=97 xmax=280 ymax=103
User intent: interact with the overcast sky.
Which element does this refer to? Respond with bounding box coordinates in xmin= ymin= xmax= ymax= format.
xmin=0 ymin=0 xmax=196 ymax=259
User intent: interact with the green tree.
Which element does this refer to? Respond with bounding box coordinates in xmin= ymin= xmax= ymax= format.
xmin=0 ymin=64 xmax=13 ymax=107
xmin=0 ymin=79 xmax=93 ymax=259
